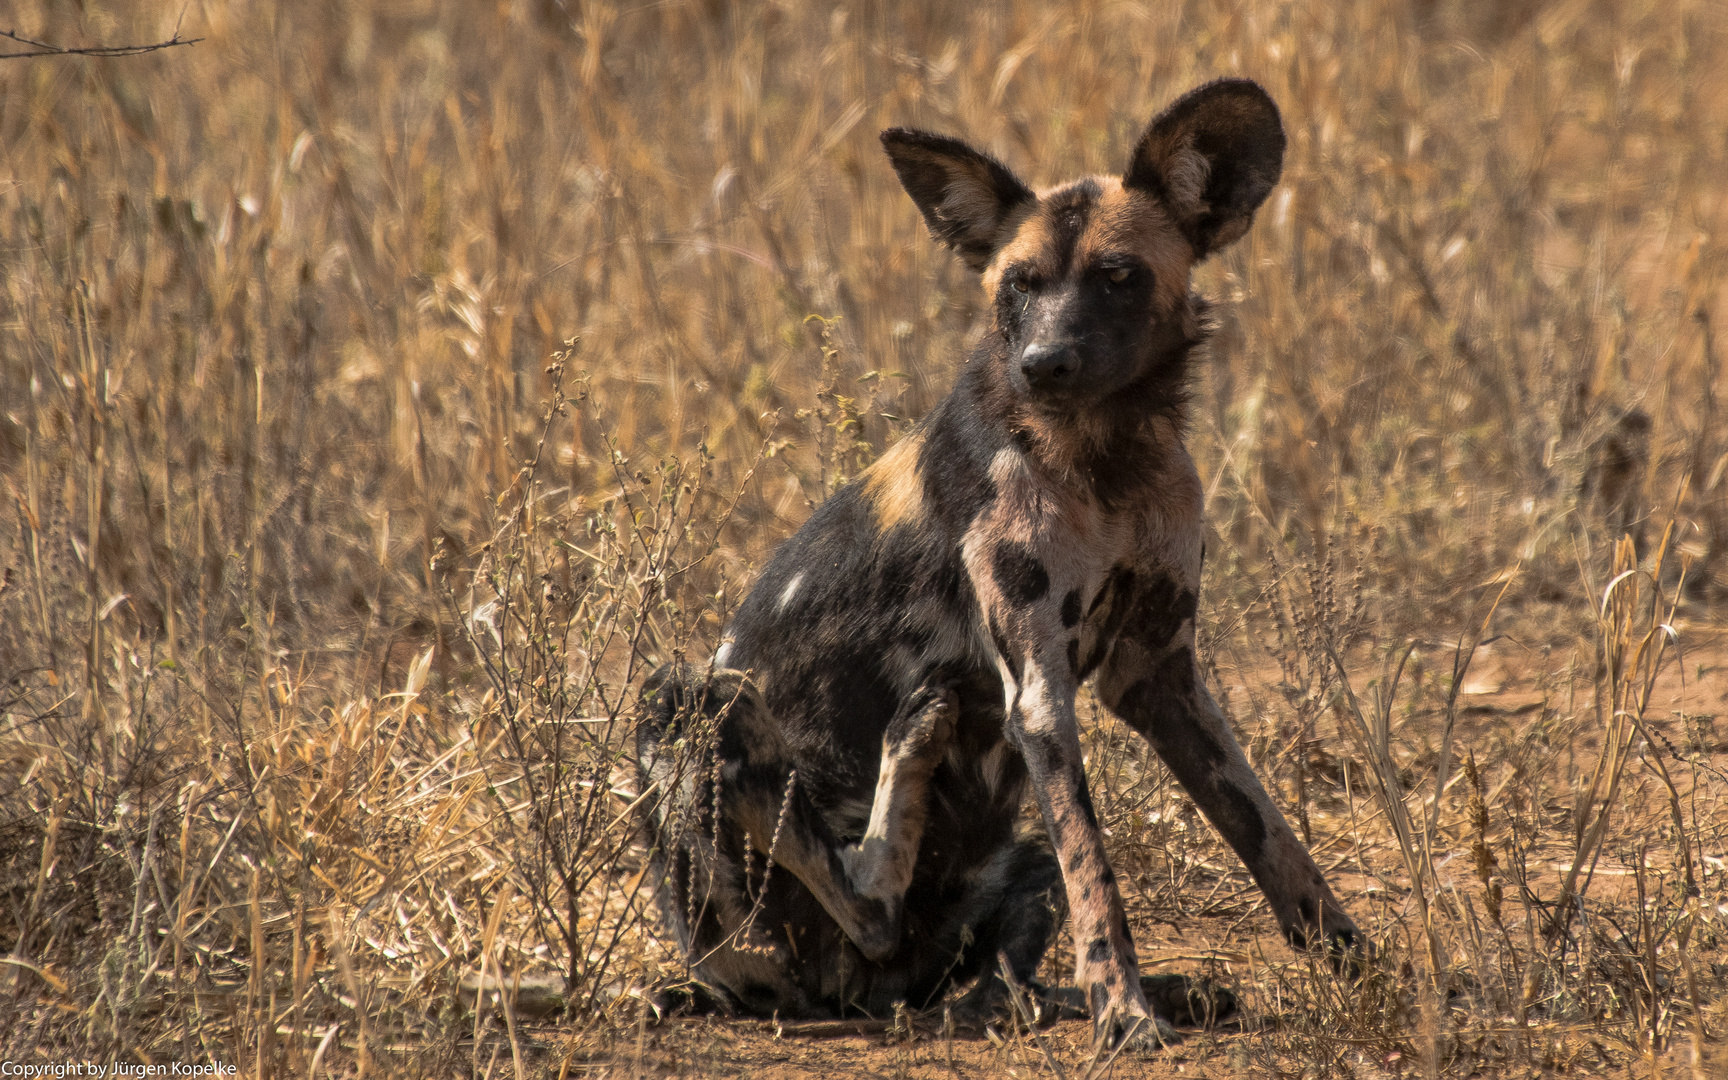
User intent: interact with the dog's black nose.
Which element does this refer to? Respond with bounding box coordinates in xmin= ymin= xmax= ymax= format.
xmin=1020 ymin=340 xmax=1079 ymax=389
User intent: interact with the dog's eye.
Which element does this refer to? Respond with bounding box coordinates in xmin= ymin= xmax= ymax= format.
xmin=1108 ymin=268 xmax=1131 ymax=284
xmin=1010 ymin=273 xmax=1030 ymax=294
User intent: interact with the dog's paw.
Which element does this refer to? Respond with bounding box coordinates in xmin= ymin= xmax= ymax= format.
xmin=894 ymin=684 xmax=958 ymax=756
xmin=1326 ymin=922 xmax=1375 ymax=979
xmin=1092 ymin=1006 xmax=1180 ymax=1051
xmin=843 ymin=896 xmax=904 ymax=963
xmin=1088 ymin=984 xmax=1179 ymax=1051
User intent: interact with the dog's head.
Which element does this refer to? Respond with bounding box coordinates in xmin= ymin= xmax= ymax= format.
xmin=882 ymin=79 xmax=1284 ymax=409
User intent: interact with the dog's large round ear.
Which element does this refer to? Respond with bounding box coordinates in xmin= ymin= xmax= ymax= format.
xmin=1123 ymin=79 xmax=1285 ymax=259
xmin=881 ymin=128 xmax=1035 ymax=273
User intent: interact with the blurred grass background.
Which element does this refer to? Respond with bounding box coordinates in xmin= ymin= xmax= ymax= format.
xmin=7 ymin=0 xmax=1726 ymax=657
xmin=3 ymin=0 xmax=1728 ymax=1075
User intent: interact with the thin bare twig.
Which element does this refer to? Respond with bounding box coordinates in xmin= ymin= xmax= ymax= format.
xmin=0 ymin=28 xmax=203 ymax=60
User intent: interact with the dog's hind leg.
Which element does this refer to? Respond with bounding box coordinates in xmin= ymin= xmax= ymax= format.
xmin=637 ymin=664 xmax=955 ymax=977
xmin=636 ymin=664 xmax=804 ymax=1014
xmin=839 ymin=681 xmax=957 ymax=904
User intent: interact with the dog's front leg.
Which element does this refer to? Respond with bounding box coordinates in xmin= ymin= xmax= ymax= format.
xmin=997 ymin=650 xmax=1166 ymax=1048
xmin=1098 ymin=628 xmax=1364 ymax=966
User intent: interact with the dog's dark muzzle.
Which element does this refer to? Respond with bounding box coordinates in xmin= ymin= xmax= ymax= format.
xmin=1018 ymin=339 xmax=1081 ymax=392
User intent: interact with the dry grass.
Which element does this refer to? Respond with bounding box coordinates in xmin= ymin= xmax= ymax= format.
xmin=3 ymin=0 xmax=1728 ymax=1075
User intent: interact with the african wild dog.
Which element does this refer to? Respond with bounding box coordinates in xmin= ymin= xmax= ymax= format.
xmin=636 ymin=78 xmax=1363 ymax=1048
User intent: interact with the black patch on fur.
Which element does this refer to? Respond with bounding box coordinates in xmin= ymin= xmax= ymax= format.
xmin=1032 ymin=734 xmax=1065 ymax=778
xmin=1061 ymin=589 xmax=1082 ymax=628
xmin=1086 ymin=581 xmax=1111 ymax=617
xmin=1040 ymin=177 xmax=1101 ymax=269
xmin=1091 ymin=567 xmax=1136 ymax=629
xmin=1120 ymin=575 xmax=1198 ymax=654
xmin=992 ymin=543 xmax=1050 ymax=606
xmin=1075 ymin=773 xmax=1100 ymax=830
xmin=1087 ymin=938 xmax=1111 ymax=965
xmin=1079 ymin=640 xmax=1113 ymax=680
xmin=1078 ymin=567 xmax=1139 ymax=678
xmin=915 ymin=393 xmax=1001 ymax=533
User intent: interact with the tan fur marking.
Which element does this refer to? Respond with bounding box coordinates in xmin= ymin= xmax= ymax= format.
xmin=989 ymin=178 xmax=1199 ymax=294
xmin=983 ymin=204 xmax=1057 ymax=294
xmin=1077 ymin=178 xmax=1196 ymax=302
xmin=860 ymin=429 xmax=927 ymax=531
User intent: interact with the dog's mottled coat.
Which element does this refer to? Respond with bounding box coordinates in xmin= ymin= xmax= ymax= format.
xmin=637 ymin=78 xmax=1362 ymax=1047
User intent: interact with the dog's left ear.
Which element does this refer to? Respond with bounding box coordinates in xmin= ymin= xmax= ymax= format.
xmin=1123 ymin=79 xmax=1285 ymax=259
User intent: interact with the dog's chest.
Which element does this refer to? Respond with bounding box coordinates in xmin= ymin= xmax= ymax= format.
xmin=958 ymin=446 xmax=1203 ymax=650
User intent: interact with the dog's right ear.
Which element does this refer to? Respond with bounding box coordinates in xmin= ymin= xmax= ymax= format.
xmin=881 ymin=129 xmax=1035 ymax=273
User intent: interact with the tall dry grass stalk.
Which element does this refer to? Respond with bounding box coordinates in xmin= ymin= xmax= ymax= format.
xmin=4 ymin=0 xmax=1728 ymax=1074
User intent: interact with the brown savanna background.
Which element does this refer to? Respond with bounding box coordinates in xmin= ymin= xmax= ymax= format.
xmin=4 ymin=0 xmax=1728 ymax=1075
